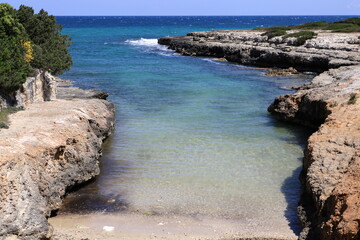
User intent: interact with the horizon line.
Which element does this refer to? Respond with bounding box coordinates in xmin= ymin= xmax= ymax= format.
xmin=54 ymin=14 xmax=360 ymax=17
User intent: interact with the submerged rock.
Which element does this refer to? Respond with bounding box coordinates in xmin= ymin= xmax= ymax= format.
xmin=266 ymin=67 xmax=298 ymax=76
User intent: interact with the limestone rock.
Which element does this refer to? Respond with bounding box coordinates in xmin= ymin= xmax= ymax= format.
xmin=0 ymin=98 xmax=115 ymax=239
xmin=158 ymin=31 xmax=360 ymax=73
xmin=269 ymin=65 xmax=360 ymax=239
xmin=0 ymin=70 xmax=57 ymax=108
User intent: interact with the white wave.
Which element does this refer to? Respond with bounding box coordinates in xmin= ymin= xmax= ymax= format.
xmin=125 ymin=38 xmax=159 ymax=47
xmin=125 ymin=38 xmax=174 ymax=53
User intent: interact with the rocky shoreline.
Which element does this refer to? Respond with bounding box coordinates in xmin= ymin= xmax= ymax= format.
xmin=0 ymin=72 xmax=115 ymax=239
xmin=158 ymin=30 xmax=360 ymax=73
xmin=159 ymin=30 xmax=360 ymax=239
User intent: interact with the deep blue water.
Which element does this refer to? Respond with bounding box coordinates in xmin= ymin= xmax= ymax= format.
xmin=57 ymin=16 xmax=352 ymax=234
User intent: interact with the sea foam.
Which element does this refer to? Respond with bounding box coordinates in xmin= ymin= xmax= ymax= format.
xmin=125 ymin=38 xmax=159 ymax=47
xmin=124 ymin=38 xmax=172 ymax=54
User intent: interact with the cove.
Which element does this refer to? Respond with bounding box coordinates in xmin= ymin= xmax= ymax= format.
xmin=55 ymin=16 xmax=345 ymax=236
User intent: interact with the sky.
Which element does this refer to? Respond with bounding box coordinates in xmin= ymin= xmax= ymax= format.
xmin=4 ymin=0 xmax=360 ymax=16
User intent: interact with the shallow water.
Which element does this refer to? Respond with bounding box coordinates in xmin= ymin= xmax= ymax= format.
xmin=56 ymin=16 xmax=349 ymax=234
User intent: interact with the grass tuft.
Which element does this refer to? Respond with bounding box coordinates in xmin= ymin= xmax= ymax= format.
xmin=348 ymin=93 xmax=357 ymax=105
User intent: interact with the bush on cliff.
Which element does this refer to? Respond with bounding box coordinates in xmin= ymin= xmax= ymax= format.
xmin=0 ymin=3 xmax=72 ymax=94
xmin=16 ymin=5 xmax=73 ymax=75
xmin=0 ymin=4 xmax=31 ymax=93
xmin=255 ymin=17 xmax=360 ymax=35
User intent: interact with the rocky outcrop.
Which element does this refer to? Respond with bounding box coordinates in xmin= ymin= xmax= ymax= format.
xmin=159 ymin=30 xmax=360 ymax=73
xmin=269 ymin=65 xmax=360 ymax=239
xmin=0 ymin=87 xmax=115 ymax=239
xmin=0 ymin=70 xmax=57 ymax=108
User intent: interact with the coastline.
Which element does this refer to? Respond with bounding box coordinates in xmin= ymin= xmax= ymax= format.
xmin=1 ymin=26 xmax=359 ymax=239
xmin=158 ymin=30 xmax=360 ymax=239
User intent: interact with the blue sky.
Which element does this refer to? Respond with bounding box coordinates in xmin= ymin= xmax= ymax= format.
xmin=5 ymin=0 xmax=360 ymax=16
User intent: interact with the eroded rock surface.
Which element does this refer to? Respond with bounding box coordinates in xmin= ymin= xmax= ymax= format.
xmin=269 ymin=65 xmax=360 ymax=239
xmin=0 ymin=70 xmax=57 ymax=108
xmin=159 ymin=30 xmax=360 ymax=72
xmin=0 ymin=95 xmax=115 ymax=239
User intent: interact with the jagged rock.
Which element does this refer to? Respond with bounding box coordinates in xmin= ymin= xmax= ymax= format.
xmin=269 ymin=65 xmax=360 ymax=239
xmin=266 ymin=67 xmax=298 ymax=76
xmin=57 ymin=87 xmax=109 ymax=100
xmin=0 ymin=70 xmax=57 ymax=108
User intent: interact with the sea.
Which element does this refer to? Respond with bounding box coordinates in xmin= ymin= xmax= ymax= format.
xmin=57 ymin=16 xmax=353 ymax=236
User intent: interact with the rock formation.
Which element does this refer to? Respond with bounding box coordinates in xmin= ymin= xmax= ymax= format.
xmin=0 ymin=73 xmax=115 ymax=239
xmin=0 ymin=69 xmax=57 ymax=108
xmin=159 ymin=30 xmax=360 ymax=73
xmin=159 ymin=31 xmax=360 ymax=239
xmin=270 ymin=65 xmax=360 ymax=240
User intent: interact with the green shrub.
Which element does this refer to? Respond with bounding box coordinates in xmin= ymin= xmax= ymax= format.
xmin=16 ymin=6 xmax=73 ymax=75
xmin=262 ymin=29 xmax=288 ymax=38
xmin=295 ymin=21 xmax=330 ymax=30
xmin=336 ymin=18 xmax=360 ymax=26
xmin=0 ymin=106 xmax=24 ymax=128
xmin=284 ymin=31 xmax=317 ymax=46
xmin=0 ymin=4 xmax=73 ymax=95
xmin=0 ymin=4 xmax=31 ymax=94
xmin=0 ymin=122 xmax=9 ymax=129
xmin=254 ymin=17 xmax=360 ymax=34
xmin=348 ymin=93 xmax=357 ymax=105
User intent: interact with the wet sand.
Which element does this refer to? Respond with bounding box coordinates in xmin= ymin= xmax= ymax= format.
xmin=50 ymin=213 xmax=298 ymax=240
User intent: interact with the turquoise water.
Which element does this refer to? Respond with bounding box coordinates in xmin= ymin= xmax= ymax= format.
xmin=57 ymin=16 xmax=349 ymax=233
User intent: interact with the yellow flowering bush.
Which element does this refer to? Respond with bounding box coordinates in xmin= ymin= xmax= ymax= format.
xmin=22 ymin=40 xmax=33 ymax=63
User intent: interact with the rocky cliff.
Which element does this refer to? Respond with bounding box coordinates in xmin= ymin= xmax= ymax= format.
xmin=0 ymin=75 xmax=115 ymax=239
xmin=159 ymin=30 xmax=360 ymax=72
xmin=0 ymin=69 xmax=57 ymax=108
xmin=159 ymin=31 xmax=360 ymax=239
xmin=270 ymin=65 xmax=360 ymax=240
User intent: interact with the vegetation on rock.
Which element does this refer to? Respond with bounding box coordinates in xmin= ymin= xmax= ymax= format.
xmin=256 ymin=17 xmax=360 ymax=45
xmin=284 ymin=31 xmax=317 ymax=46
xmin=0 ymin=3 xmax=72 ymax=94
xmin=348 ymin=93 xmax=357 ymax=104
xmin=0 ymin=106 xmax=23 ymax=129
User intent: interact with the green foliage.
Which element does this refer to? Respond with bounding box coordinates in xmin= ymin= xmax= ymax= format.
xmin=0 ymin=122 xmax=9 ymax=129
xmin=294 ymin=21 xmax=330 ymax=30
xmin=0 ymin=4 xmax=73 ymax=94
xmin=16 ymin=6 xmax=73 ymax=75
xmin=336 ymin=18 xmax=360 ymax=26
xmin=0 ymin=3 xmax=31 ymax=93
xmin=255 ymin=26 xmax=291 ymax=31
xmin=348 ymin=93 xmax=357 ymax=105
xmin=0 ymin=106 xmax=23 ymax=128
xmin=284 ymin=31 xmax=317 ymax=46
xmin=254 ymin=17 xmax=360 ymax=33
xmin=261 ymin=29 xmax=288 ymax=38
